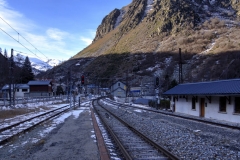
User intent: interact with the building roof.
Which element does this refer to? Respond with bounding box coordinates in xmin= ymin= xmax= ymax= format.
xmin=28 ymin=80 xmax=52 ymax=86
xmin=2 ymin=84 xmax=29 ymax=90
xmin=163 ymin=79 xmax=240 ymax=96
xmin=112 ymin=80 xmax=126 ymax=86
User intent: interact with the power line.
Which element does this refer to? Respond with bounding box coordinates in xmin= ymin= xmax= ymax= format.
xmin=0 ymin=27 xmax=51 ymax=68
xmin=0 ymin=16 xmax=49 ymax=60
xmin=14 ymin=49 xmax=52 ymax=69
xmin=0 ymin=27 xmax=41 ymax=59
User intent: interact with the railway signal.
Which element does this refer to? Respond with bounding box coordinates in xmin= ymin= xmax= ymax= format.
xmin=155 ymin=77 xmax=159 ymax=87
xmin=81 ymin=75 xmax=84 ymax=85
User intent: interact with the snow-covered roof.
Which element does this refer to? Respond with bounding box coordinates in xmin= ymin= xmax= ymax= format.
xmin=28 ymin=80 xmax=52 ymax=86
xmin=2 ymin=84 xmax=29 ymax=90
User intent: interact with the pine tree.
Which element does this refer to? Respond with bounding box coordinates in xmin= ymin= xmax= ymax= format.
xmin=21 ymin=56 xmax=34 ymax=83
xmin=4 ymin=49 xmax=8 ymax=58
xmin=0 ymin=49 xmax=9 ymax=87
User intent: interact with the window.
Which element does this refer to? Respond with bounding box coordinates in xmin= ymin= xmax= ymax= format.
xmin=234 ymin=97 xmax=240 ymax=113
xmin=16 ymin=89 xmax=19 ymax=92
xmin=22 ymin=89 xmax=28 ymax=92
xmin=219 ymin=97 xmax=226 ymax=112
xmin=192 ymin=97 xmax=196 ymax=110
xmin=118 ymin=83 xmax=120 ymax=87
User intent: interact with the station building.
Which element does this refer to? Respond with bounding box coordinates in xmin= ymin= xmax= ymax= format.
xmin=163 ymin=79 xmax=240 ymax=123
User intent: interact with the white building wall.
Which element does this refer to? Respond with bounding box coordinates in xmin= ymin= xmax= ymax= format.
xmin=112 ymin=88 xmax=126 ymax=98
xmin=174 ymin=96 xmax=199 ymax=117
xmin=15 ymin=89 xmax=29 ymax=98
xmin=173 ymin=96 xmax=240 ymax=123
xmin=205 ymin=96 xmax=240 ymax=123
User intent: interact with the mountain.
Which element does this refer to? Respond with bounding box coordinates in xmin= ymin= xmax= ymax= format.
xmin=15 ymin=54 xmax=62 ymax=74
xmin=75 ymin=0 xmax=240 ymax=57
xmin=41 ymin=0 xmax=240 ymax=93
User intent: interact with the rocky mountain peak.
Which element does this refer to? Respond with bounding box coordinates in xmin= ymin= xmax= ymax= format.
xmin=93 ymin=0 xmax=240 ymax=41
xmin=93 ymin=9 xmax=121 ymax=42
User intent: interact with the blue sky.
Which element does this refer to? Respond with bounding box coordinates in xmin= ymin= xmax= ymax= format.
xmin=0 ymin=0 xmax=131 ymax=61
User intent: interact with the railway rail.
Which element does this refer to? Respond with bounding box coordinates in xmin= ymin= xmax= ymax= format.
xmin=93 ymin=99 xmax=179 ymax=160
xmin=102 ymin=98 xmax=240 ymax=130
xmin=0 ymin=105 xmax=71 ymax=146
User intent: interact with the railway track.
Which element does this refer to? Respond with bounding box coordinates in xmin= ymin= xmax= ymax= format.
xmin=0 ymin=105 xmax=71 ymax=146
xmin=93 ymin=99 xmax=179 ymax=160
xmin=102 ymin=98 xmax=240 ymax=130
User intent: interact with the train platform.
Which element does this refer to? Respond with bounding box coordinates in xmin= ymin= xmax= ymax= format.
xmin=0 ymin=102 xmax=104 ymax=160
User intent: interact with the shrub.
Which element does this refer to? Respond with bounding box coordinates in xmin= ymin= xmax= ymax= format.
xmin=203 ymin=30 xmax=214 ymax=40
xmin=148 ymin=100 xmax=157 ymax=108
xmin=160 ymin=99 xmax=170 ymax=109
xmin=177 ymin=37 xmax=188 ymax=45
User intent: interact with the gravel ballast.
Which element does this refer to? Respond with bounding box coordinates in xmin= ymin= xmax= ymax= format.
xmin=99 ymin=99 xmax=240 ymax=159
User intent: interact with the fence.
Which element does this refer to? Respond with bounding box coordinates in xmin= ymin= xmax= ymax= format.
xmin=0 ymin=95 xmax=68 ymax=107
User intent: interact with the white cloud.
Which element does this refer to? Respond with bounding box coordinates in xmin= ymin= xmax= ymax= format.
xmin=0 ymin=1 xmax=80 ymax=61
xmin=0 ymin=0 xmax=97 ymax=61
xmin=0 ymin=1 xmax=35 ymax=32
xmin=46 ymin=28 xmax=69 ymax=41
xmin=80 ymin=36 xmax=93 ymax=45
xmin=0 ymin=0 xmax=7 ymax=7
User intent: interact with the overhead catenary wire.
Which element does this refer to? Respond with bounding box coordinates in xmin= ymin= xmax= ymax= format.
xmin=0 ymin=27 xmax=51 ymax=69
xmin=13 ymin=49 xmax=52 ymax=69
xmin=0 ymin=16 xmax=48 ymax=59
xmin=0 ymin=27 xmax=41 ymax=59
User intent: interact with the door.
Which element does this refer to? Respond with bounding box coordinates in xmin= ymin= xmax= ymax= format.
xmin=200 ymin=98 xmax=205 ymax=117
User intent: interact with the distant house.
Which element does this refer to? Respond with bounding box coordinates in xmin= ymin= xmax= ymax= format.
xmin=1 ymin=84 xmax=29 ymax=99
xmin=111 ymin=81 xmax=126 ymax=98
xmin=163 ymin=79 xmax=240 ymax=123
xmin=129 ymin=87 xmax=141 ymax=97
xmin=28 ymin=80 xmax=53 ymax=97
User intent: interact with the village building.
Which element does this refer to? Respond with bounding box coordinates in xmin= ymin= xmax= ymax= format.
xmin=28 ymin=80 xmax=53 ymax=97
xmin=111 ymin=81 xmax=126 ymax=98
xmin=1 ymin=84 xmax=29 ymax=99
xmin=129 ymin=87 xmax=141 ymax=97
xmin=163 ymin=79 xmax=240 ymax=123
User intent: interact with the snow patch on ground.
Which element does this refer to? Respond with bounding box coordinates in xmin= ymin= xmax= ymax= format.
xmin=201 ymin=42 xmax=216 ymax=54
xmin=146 ymin=65 xmax=159 ymax=72
xmin=209 ymin=0 xmax=216 ymax=5
xmin=134 ymin=109 xmax=142 ymax=113
xmin=0 ymin=100 xmax=66 ymax=110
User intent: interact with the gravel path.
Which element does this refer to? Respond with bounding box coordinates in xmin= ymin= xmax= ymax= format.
xmin=0 ymin=107 xmax=99 ymax=160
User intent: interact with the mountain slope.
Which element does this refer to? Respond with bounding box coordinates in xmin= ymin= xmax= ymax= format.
xmin=74 ymin=0 xmax=240 ymax=57
xmin=43 ymin=0 xmax=240 ymax=93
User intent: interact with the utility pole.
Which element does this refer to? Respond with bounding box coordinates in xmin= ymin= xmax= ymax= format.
xmin=69 ymin=70 xmax=72 ymax=108
xmin=8 ymin=49 xmax=14 ymax=107
xmin=179 ymin=48 xmax=183 ymax=84
xmin=125 ymin=69 xmax=129 ymax=102
xmin=67 ymin=71 xmax=70 ymax=102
